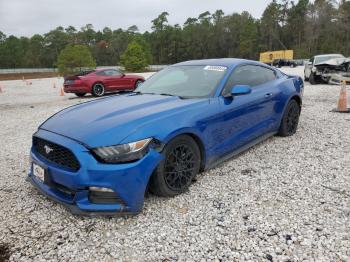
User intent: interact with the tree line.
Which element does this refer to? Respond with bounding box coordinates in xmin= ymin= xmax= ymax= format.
xmin=0 ymin=0 xmax=349 ymax=69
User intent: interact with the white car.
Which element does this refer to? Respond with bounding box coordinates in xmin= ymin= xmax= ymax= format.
xmin=304 ymin=54 xmax=345 ymax=84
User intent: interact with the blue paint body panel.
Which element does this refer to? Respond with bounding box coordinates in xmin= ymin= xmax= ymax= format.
xmin=28 ymin=59 xmax=303 ymax=215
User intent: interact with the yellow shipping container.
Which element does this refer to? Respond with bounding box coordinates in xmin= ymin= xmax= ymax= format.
xmin=259 ymin=50 xmax=294 ymax=64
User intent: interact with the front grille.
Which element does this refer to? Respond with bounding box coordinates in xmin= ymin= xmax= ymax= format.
xmin=33 ymin=136 xmax=81 ymax=171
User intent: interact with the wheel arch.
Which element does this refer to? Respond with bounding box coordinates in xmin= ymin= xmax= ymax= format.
xmin=160 ymin=131 xmax=207 ymax=172
xmin=183 ymin=133 xmax=206 ymax=172
xmin=134 ymin=78 xmax=145 ymax=88
xmin=277 ymin=93 xmax=302 ymax=131
xmin=290 ymin=94 xmax=302 ymax=109
xmin=145 ymin=132 xmax=207 ymax=196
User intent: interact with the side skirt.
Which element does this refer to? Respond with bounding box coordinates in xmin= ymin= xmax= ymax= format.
xmin=205 ymin=131 xmax=277 ymax=171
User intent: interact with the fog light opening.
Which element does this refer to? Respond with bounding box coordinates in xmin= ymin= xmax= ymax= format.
xmin=89 ymin=186 xmax=114 ymax=193
xmin=88 ymin=187 xmax=125 ymax=206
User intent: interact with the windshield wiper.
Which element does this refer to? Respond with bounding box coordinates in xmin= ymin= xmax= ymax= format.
xmin=130 ymin=91 xmax=156 ymax=95
xmin=159 ymin=93 xmax=185 ymax=99
xmin=132 ymin=91 xmax=156 ymax=95
xmin=159 ymin=93 xmax=174 ymax=96
xmin=131 ymin=91 xmax=185 ymax=99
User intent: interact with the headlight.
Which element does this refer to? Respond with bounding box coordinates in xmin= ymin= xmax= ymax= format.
xmin=92 ymin=138 xmax=152 ymax=163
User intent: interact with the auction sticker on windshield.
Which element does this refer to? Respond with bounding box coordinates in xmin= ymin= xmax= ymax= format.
xmin=204 ymin=66 xmax=227 ymax=72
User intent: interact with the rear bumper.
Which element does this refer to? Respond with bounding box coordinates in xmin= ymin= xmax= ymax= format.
xmin=28 ymin=129 xmax=163 ymax=216
xmin=64 ymin=84 xmax=90 ymax=94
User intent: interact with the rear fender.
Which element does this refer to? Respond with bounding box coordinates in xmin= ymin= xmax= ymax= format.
xmin=287 ymin=75 xmax=304 ymax=94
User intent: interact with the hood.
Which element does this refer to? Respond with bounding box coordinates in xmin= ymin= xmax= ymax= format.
xmin=40 ymin=94 xmax=207 ymax=148
xmin=315 ymin=57 xmax=350 ymax=66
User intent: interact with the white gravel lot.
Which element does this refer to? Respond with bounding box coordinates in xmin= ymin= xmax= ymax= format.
xmin=0 ymin=68 xmax=349 ymax=261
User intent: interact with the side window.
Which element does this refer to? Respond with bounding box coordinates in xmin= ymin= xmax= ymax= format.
xmin=223 ymin=65 xmax=256 ymax=94
xmin=261 ymin=67 xmax=277 ymax=83
xmin=104 ymin=70 xmax=122 ymax=76
xmin=222 ymin=65 xmax=276 ymax=95
xmin=96 ymin=70 xmax=107 ymax=76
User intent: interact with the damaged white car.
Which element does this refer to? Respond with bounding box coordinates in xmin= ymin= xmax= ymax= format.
xmin=304 ymin=54 xmax=350 ymax=85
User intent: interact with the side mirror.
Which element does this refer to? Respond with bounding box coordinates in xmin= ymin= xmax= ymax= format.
xmin=231 ymin=85 xmax=252 ymax=96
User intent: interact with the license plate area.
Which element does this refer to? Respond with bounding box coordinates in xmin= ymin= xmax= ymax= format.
xmin=33 ymin=162 xmax=46 ymax=182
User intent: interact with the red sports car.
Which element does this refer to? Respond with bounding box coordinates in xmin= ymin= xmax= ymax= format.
xmin=64 ymin=69 xmax=145 ymax=97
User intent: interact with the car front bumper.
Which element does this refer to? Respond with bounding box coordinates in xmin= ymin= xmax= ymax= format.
xmin=28 ymin=129 xmax=163 ymax=216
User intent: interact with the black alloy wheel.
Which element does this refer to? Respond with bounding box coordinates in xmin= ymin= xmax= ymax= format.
xmin=164 ymin=144 xmax=196 ymax=191
xmin=149 ymin=135 xmax=201 ymax=197
xmin=92 ymin=83 xmax=105 ymax=97
xmin=278 ymin=100 xmax=300 ymax=137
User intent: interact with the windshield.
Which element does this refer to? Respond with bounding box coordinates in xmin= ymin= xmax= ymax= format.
xmin=135 ymin=65 xmax=227 ymax=98
xmin=315 ymin=55 xmax=344 ymax=64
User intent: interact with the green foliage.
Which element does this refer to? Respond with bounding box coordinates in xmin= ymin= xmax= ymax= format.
xmin=120 ymin=41 xmax=149 ymax=72
xmin=0 ymin=0 xmax=349 ymax=70
xmin=57 ymin=45 xmax=96 ymax=76
xmin=133 ymin=36 xmax=152 ymax=64
xmin=151 ymin=12 xmax=169 ymax=31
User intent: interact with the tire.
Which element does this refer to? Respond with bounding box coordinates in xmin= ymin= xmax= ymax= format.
xmin=309 ymin=73 xmax=317 ymax=85
xmin=149 ymin=135 xmax=201 ymax=197
xmin=75 ymin=93 xmax=86 ymax=97
xmin=92 ymin=83 xmax=105 ymax=97
xmin=278 ymin=100 xmax=300 ymax=137
xmin=135 ymin=80 xmax=143 ymax=88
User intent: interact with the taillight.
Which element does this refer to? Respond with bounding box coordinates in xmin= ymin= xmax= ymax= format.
xmin=64 ymin=80 xmax=74 ymax=85
xmin=65 ymin=79 xmax=82 ymax=85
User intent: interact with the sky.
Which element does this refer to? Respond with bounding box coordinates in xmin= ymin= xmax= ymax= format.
xmin=0 ymin=0 xmax=272 ymax=37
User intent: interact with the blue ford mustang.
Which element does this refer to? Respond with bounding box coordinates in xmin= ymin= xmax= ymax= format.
xmin=28 ymin=59 xmax=304 ymax=216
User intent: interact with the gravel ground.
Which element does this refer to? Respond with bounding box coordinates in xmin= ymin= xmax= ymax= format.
xmin=0 ymin=67 xmax=349 ymax=261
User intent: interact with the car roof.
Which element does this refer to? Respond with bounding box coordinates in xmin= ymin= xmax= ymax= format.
xmin=314 ymin=54 xmax=344 ymax=58
xmin=95 ymin=68 xmax=118 ymax=72
xmin=173 ymin=58 xmax=266 ymax=68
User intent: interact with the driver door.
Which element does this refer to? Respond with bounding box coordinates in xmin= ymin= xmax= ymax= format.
xmin=103 ymin=69 xmax=124 ymax=90
xmin=210 ymin=65 xmax=279 ymax=158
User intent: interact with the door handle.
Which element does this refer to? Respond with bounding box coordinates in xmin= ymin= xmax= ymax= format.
xmin=264 ymin=93 xmax=273 ymax=98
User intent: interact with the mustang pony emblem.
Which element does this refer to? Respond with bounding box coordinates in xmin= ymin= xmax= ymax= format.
xmin=44 ymin=145 xmax=54 ymax=154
